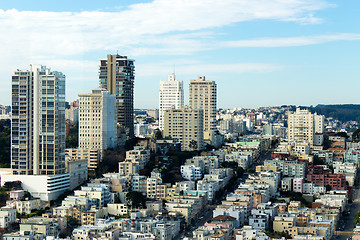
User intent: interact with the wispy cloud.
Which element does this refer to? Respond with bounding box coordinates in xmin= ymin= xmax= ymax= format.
xmin=0 ymin=0 xmax=342 ymax=105
xmin=222 ymin=33 xmax=360 ymax=48
xmin=0 ymin=0 xmax=332 ymax=59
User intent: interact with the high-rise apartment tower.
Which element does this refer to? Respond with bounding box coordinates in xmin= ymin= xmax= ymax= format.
xmin=164 ymin=106 xmax=204 ymax=151
xmin=287 ymin=108 xmax=324 ymax=145
xmin=11 ymin=65 xmax=66 ymax=175
xmin=189 ymin=76 xmax=217 ymax=133
xmin=159 ymin=73 xmax=184 ymax=131
xmin=99 ymin=54 xmax=135 ymax=137
xmin=78 ymin=88 xmax=117 ymax=150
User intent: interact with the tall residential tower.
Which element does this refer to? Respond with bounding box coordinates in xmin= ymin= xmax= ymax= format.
xmin=164 ymin=106 xmax=204 ymax=151
xmin=78 ymin=88 xmax=117 ymax=150
xmin=159 ymin=73 xmax=184 ymax=130
xmin=99 ymin=54 xmax=135 ymax=137
xmin=287 ymin=108 xmax=325 ymax=146
xmin=189 ymin=76 xmax=217 ymax=132
xmin=11 ymin=65 xmax=66 ymax=175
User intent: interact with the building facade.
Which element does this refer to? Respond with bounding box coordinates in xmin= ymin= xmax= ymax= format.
xmin=11 ymin=65 xmax=66 ymax=175
xmin=159 ymin=73 xmax=184 ymax=131
xmin=78 ymin=88 xmax=117 ymax=150
xmin=99 ymin=54 xmax=135 ymax=137
xmin=287 ymin=108 xmax=324 ymax=146
xmin=65 ymin=148 xmax=101 ymax=170
xmin=189 ymin=76 xmax=217 ymax=133
xmin=164 ymin=106 xmax=204 ymax=151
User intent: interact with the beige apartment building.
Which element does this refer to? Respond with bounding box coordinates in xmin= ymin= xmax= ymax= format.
xmin=189 ymin=76 xmax=217 ymax=134
xmin=66 ymin=148 xmax=101 ymax=170
xmin=164 ymin=106 xmax=204 ymax=151
xmin=78 ymin=88 xmax=117 ymax=150
xmin=126 ymin=146 xmax=150 ymax=169
xmin=287 ymin=108 xmax=324 ymax=146
xmin=118 ymin=159 xmax=139 ymax=176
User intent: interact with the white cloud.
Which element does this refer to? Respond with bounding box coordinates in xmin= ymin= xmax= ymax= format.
xmin=222 ymin=33 xmax=360 ymax=48
xmin=0 ymin=0 xmax=332 ymax=58
xmin=0 ymin=0 xmax=343 ymax=105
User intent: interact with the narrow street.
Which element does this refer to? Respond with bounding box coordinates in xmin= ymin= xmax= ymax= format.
xmin=179 ymin=147 xmax=274 ymax=238
xmin=333 ymin=187 xmax=360 ymax=240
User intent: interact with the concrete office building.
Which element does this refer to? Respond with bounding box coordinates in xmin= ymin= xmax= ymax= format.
xmin=78 ymin=88 xmax=117 ymax=150
xmin=159 ymin=73 xmax=184 ymax=131
xmin=99 ymin=54 xmax=135 ymax=137
xmin=11 ymin=65 xmax=66 ymax=176
xmin=164 ymin=106 xmax=204 ymax=151
xmin=287 ymin=108 xmax=324 ymax=146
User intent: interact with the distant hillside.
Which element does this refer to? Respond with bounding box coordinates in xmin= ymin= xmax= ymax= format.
xmin=311 ymin=104 xmax=360 ymax=122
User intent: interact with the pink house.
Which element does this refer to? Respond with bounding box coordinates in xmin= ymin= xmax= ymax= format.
xmin=204 ymin=215 xmax=236 ymax=230
xmin=292 ymin=178 xmax=304 ymax=193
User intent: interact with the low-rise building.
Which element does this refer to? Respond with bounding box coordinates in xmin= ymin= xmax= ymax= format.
xmin=65 ymin=158 xmax=88 ymax=190
xmin=66 ymin=148 xmax=102 ymax=170
xmin=176 ymin=181 xmax=195 ymax=192
xmin=249 ymin=214 xmax=269 ymax=230
xmin=197 ymin=180 xmax=219 ymax=201
xmin=273 ymin=215 xmax=296 ymax=232
xmin=74 ymin=183 xmax=112 ymax=207
xmin=16 ymin=199 xmax=45 ymax=215
xmin=107 ymin=203 xmax=128 ymax=216
xmin=181 ymin=165 xmax=203 ymax=181
xmin=225 ymin=151 xmax=252 ymax=170
xmin=306 ymin=174 xmax=346 ymax=190
xmin=0 ymin=207 xmax=16 ymax=229
xmin=235 ymin=225 xmax=270 ymax=240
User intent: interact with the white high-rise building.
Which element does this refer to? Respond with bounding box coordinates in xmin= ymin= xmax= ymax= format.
xmin=11 ymin=65 xmax=66 ymax=176
xmin=4 ymin=65 xmax=70 ymax=201
xmin=78 ymin=88 xmax=117 ymax=150
xmin=287 ymin=108 xmax=324 ymax=146
xmin=159 ymin=73 xmax=184 ymax=131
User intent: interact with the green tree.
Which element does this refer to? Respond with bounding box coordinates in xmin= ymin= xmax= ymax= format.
xmin=95 ymin=149 xmax=124 ymax=177
xmin=236 ymin=167 xmax=244 ymax=178
xmin=336 ymin=132 xmax=349 ymax=139
xmin=355 ymin=211 xmax=360 ymax=226
xmin=221 ymin=161 xmax=238 ymax=169
xmin=189 ymin=140 xmax=198 ymax=150
xmin=323 ymin=135 xmax=331 ymax=150
xmin=154 ymin=128 xmax=163 ymax=140
xmin=0 ymin=120 xmax=10 ymax=167
xmin=313 ymin=155 xmax=325 ymax=165
xmin=126 ymin=191 xmax=147 ymax=209
xmin=0 ymin=187 xmax=9 ymax=207
xmin=65 ymin=122 xmax=79 ymax=148
xmin=353 ymin=129 xmax=360 ymax=142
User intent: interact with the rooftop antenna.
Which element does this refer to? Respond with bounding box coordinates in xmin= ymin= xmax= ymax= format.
xmin=173 ymin=64 xmax=176 ymax=78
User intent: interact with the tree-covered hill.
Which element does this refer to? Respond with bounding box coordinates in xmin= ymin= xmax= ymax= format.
xmin=312 ymin=104 xmax=360 ymax=122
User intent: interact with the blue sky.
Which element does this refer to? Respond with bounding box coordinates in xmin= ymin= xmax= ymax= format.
xmin=0 ymin=0 xmax=359 ymax=108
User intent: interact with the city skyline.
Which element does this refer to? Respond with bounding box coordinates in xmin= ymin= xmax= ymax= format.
xmin=0 ymin=0 xmax=359 ymax=108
